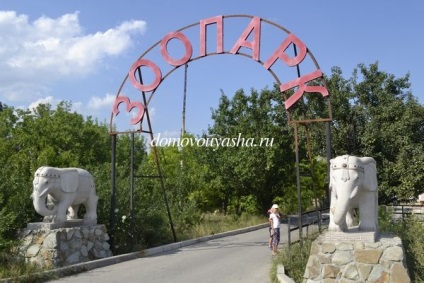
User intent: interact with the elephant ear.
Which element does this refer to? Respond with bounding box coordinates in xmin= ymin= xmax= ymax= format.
xmin=33 ymin=166 xmax=45 ymax=185
xmin=329 ymin=168 xmax=334 ymax=191
xmin=328 ymin=158 xmax=337 ymax=191
xmin=363 ymin=160 xmax=378 ymax=191
xmin=61 ymin=170 xmax=79 ymax=193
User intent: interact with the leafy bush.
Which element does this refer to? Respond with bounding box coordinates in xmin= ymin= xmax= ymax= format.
xmin=379 ymin=206 xmax=424 ymax=282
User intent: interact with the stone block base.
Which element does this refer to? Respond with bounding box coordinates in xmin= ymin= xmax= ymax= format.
xmin=303 ymin=233 xmax=410 ymax=282
xmin=321 ymin=227 xmax=378 ymax=243
xmin=26 ymin=219 xmax=97 ymax=230
xmin=18 ymin=224 xmax=113 ymax=268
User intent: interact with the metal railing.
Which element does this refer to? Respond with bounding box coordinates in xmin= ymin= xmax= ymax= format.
xmin=285 ymin=207 xmax=330 ymax=247
xmin=383 ymin=204 xmax=424 ymax=221
xmin=283 ymin=204 xmax=424 ymax=249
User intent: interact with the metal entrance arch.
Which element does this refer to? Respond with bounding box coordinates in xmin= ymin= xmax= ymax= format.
xmin=109 ymin=15 xmax=332 ymax=249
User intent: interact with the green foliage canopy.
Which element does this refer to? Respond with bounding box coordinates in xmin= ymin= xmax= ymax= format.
xmin=328 ymin=62 xmax=424 ymax=202
xmin=0 ymin=61 xmax=422 ymax=255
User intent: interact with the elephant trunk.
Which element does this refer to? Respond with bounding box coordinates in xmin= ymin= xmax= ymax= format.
xmin=333 ymin=195 xmax=351 ymax=226
xmin=32 ymin=189 xmax=57 ymax=216
xmin=333 ymin=208 xmax=348 ymax=226
xmin=333 ymin=185 xmax=359 ymax=226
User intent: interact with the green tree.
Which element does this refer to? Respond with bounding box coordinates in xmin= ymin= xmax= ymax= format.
xmin=327 ymin=62 xmax=424 ymax=203
xmin=0 ymin=102 xmax=112 ymax=250
xmin=205 ymin=87 xmax=322 ymax=215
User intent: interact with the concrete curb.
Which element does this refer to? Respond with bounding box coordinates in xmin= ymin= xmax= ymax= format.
xmin=276 ymin=264 xmax=296 ymax=283
xmin=1 ymin=223 xmax=269 ymax=282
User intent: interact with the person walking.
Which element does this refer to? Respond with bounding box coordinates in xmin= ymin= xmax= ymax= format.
xmin=267 ymin=208 xmax=272 ymax=250
xmin=269 ymin=204 xmax=281 ymax=256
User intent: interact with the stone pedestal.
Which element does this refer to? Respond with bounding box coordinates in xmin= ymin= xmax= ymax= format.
xmin=322 ymin=226 xmax=378 ymax=243
xmin=303 ymin=233 xmax=410 ymax=283
xmin=18 ymin=223 xmax=113 ymax=268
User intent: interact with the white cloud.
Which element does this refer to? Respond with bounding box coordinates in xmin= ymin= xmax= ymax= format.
xmin=148 ymin=106 xmax=156 ymax=119
xmin=0 ymin=10 xmax=146 ymax=103
xmin=27 ymin=96 xmax=60 ymax=111
xmin=1 ymin=81 xmax=51 ymax=103
xmin=88 ymin=93 xmax=115 ymax=110
xmin=24 ymin=94 xmax=112 ymax=125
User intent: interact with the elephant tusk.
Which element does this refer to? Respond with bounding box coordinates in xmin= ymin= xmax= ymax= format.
xmin=39 ymin=187 xmax=50 ymax=198
xmin=350 ymin=186 xmax=359 ymax=199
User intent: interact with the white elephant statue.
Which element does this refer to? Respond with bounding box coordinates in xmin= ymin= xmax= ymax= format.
xmin=328 ymin=155 xmax=378 ymax=232
xmin=31 ymin=166 xmax=98 ymax=224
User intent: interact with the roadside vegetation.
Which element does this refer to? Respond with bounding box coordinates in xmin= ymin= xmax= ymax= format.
xmin=0 ymin=255 xmax=46 ymax=282
xmin=0 ymin=62 xmax=423 ymax=280
xmin=178 ymin=213 xmax=267 ymax=241
xmin=271 ymin=234 xmax=318 ymax=283
xmin=379 ymin=207 xmax=424 ymax=282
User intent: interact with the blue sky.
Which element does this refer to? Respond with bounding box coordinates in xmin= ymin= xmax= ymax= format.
xmin=1 ymin=1 xmax=423 ymax=138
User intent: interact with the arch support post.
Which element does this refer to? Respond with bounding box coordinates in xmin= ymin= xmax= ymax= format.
xmin=109 ymin=134 xmax=117 ymax=251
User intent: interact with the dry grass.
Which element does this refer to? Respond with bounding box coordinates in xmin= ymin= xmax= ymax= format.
xmin=181 ymin=213 xmax=267 ymax=240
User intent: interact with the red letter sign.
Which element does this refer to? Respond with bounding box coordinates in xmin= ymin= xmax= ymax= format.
xmin=230 ymin=16 xmax=261 ymax=61
xmin=263 ymin=33 xmax=307 ymax=69
xmin=112 ymin=96 xmax=145 ymax=125
xmin=280 ymin=70 xmax=329 ymax=109
xmin=161 ymin=31 xmax=193 ymax=66
xmin=200 ymin=15 xmax=224 ymax=56
xmin=129 ymin=59 xmax=162 ymax=92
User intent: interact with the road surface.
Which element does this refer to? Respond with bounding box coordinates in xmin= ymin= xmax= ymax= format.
xmin=48 ymin=226 xmax=279 ymax=283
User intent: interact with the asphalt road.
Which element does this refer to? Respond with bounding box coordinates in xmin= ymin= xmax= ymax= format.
xmin=47 ymin=226 xmax=279 ymax=283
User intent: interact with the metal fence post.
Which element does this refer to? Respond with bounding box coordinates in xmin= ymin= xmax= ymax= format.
xmin=306 ymin=214 xmax=309 ymax=237
xmin=287 ymin=216 xmax=291 ymax=253
xmin=402 ymin=205 xmax=404 ymax=221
